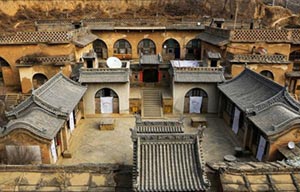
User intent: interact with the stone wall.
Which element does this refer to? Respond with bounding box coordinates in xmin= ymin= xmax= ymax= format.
xmin=172 ymin=82 xmax=219 ymax=114
xmin=19 ymin=64 xmax=72 ymax=93
xmin=0 ymin=43 xmax=74 ymax=88
xmin=82 ymin=83 xmax=130 ymax=116
xmin=232 ymin=63 xmax=292 ymax=86
xmin=0 ymin=164 xmax=127 ymax=191
xmin=93 ymin=30 xmax=201 ymax=60
xmin=0 ymin=130 xmax=51 ymax=164
xmin=268 ymin=127 xmax=300 ymax=161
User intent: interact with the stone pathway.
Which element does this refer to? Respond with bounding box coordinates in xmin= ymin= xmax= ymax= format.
xmin=58 ymin=117 xmax=135 ymax=165
xmin=58 ymin=114 xmax=251 ymax=165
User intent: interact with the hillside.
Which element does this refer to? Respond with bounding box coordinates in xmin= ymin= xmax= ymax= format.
xmin=0 ymin=0 xmax=299 ymax=33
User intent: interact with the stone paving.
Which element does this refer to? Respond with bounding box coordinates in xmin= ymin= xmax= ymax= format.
xmin=58 ymin=116 xmax=135 ymax=165
xmin=58 ymin=114 xmax=249 ymax=165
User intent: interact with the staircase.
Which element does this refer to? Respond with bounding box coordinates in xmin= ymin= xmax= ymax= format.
xmin=142 ymin=89 xmax=163 ymax=118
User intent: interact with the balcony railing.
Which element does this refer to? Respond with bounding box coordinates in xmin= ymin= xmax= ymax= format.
xmin=231 ymin=54 xmax=288 ymax=63
xmin=17 ymin=55 xmax=74 ymax=66
xmin=229 ymin=29 xmax=300 ymax=42
xmin=79 ymin=68 xmax=129 ymax=83
xmin=172 ymin=66 xmax=224 ymax=83
xmin=173 ymin=66 xmax=223 ymax=72
xmin=205 ymin=26 xmax=300 ymax=43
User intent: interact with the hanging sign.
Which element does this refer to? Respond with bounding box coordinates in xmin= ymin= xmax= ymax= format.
xmin=189 ymin=96 xmax=203 ymax=113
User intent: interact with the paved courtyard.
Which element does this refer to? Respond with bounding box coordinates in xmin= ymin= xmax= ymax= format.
xmin=58 ymin=114 xmax=247 ymax=165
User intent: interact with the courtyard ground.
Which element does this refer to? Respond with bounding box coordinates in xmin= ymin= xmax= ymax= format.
xmin=58 ymin=114 xmax=252 ymax=165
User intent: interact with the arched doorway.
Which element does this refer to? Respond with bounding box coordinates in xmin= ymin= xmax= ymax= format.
xmin=138 ymin=39 xmax=156 ymax=55
xmin=95 ymin=88 xmax=119 ymax=113
xmin=162 ymin=38 xmax=180 ymax=59
xmin=260 ymin=70 xmax=274 ymax=80
xmin=93 ymin=39 xmax=108 ymax=59
xmin=143 ymin=69 xmax=158 ymax=83
xmin=32 ymin=73 xmax=48 ymax=89
xmin=113 ymin=39 xmax=132 ymax=59
xmin=184 ymin=88 xmax=208 ymax=113
xmin=185 ymin=39 xmax=201 ymax=60
xmin=0 ymin=57 xmax=10 ymax=85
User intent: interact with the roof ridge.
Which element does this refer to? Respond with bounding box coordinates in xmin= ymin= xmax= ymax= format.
xmin=33 ymin=72 xmax=85 ymax=96
xmin=4 ymin=121 xmax=50 ymax=139
xmin=32 ymin=72 xmax=63 ymax=96
xmin=5 ymin=96 xmax=34 ymax=118
xmin=284 ymin=90 xmax=300 ymax=111
xmin=32 ymin=95 xmax=68 ymax=117
xmin=219 ymin=67 xmax=248 ymax=86
xmin=4 ymin=106 xmax=65 ymax=140
xmin=251 ymin=89 xmax=286 ymax=113
xmin=246 ymin=68 xmax=283 ymax=91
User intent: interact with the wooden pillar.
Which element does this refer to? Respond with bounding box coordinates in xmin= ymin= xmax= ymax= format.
xmin=62 ymin=124 xmax=69 ymax=152
xmin=242 ymin=116 xmax=249 ymax=149
xmin=139 ymin=71 xmax=143 ymax=82
xmin=158 ymin=70 xmax=162 ymax=82
xmin=293 ymin=79 xmax=297 ymax=94
xmin=218 ymin=92 xmax=223 ymax=118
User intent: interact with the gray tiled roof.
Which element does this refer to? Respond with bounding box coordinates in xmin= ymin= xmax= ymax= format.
xmin=197 ymin=32 xmax=229 ymax=46
xmin=72 ymin=33 xmax=99 ymax=47
xmin=131 ymin=133 xmax=209 ymax=192
xmin=218 ymin=68 xmax=283 ymax=111
xmin=4 ymin=107 xmax=64 ymax=140
xmin=278 ymin=142 xmax=300 ymax=160
xmin=208 ymin=161 xmax=300 ymax=192
xmin=174 ymin=70 xmax=225 ymax=83
xmin=79 ymin=68 xmax=130 ymax=83
xmin=5 ymin=72 xmax=86 ymax=140
xmin=7 ymin=73 xmax=87 ymax=117
xmin=32 ymin=72 xmax=87 ymax=114
xmin=139 ymin=55 xmax=162 ymax=64
xmin=135 ymin=119 xmax=184 ymax=134
xmin=208 ymin=161 xmax=297 ymax=172
xmin=252 ymin=89 xmax=300 ymax=113
xmin=249 ymin=104 xmax=300 ymax=136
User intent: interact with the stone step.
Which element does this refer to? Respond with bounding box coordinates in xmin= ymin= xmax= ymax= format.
xmin=142 ymin=89 xmax=162 ymax=118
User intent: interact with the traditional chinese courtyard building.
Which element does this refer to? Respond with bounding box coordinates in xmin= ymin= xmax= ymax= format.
xmin=0 ymin=18 xmax=226 ymax=117
xmin=0 ymin=28 xmax=98 ymax=93
xmin=209 ymin=161 xmax=300 ymax=192
xmin=79 ymin=57 xmax=130 ymax=116
xmin=218 ymin=68 xmax=300 ymax=161
xmin=171 ymin=60 xmax=224 ymax=114
xmin=0 ymin=164 xmax=118 ymax=191
xmin=197 ymin=26 xmax=300 ymax=89
xmin=131 ymin=118 xmax=210 ymax=191
xmin=0 ymin=72 xmax=86 ymax=164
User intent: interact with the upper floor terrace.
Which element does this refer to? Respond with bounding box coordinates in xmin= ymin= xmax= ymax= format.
xmin=171 ymin=60 xmax=224 ymax=83
xmin=78 ymin=62 xmax=130 ymax=83
xmin=203 ymin=26 xmax=300 ymax=44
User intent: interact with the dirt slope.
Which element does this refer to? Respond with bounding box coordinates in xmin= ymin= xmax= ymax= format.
xmin=0 ymin=0 xmax=298 ymax=33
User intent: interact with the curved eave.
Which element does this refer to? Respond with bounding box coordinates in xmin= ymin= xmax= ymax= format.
xmin=3 ymin=120 xmax=64 ymax=141
xmin=5 ymin=96 xmax=34 ymax=118
xmin=265 ymin=119 xmax=300 ymax=139
xmin=32 ymin=72 xmax=87 ymax=114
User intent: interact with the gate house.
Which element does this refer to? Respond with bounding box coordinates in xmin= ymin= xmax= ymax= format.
xmin=218 ymin=68 xmax=300 ymax=161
